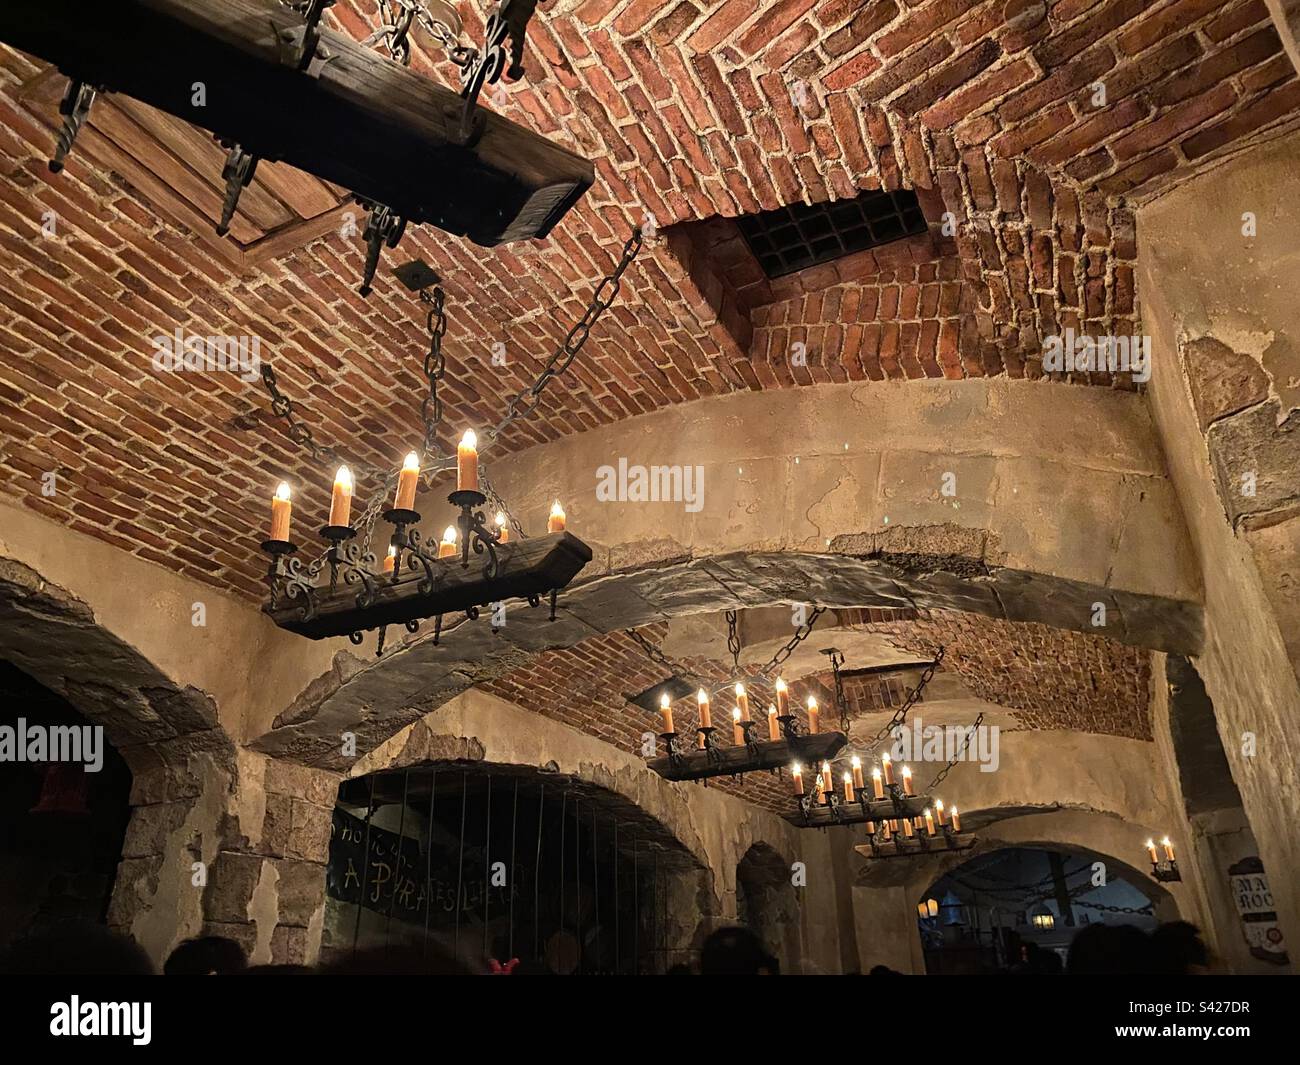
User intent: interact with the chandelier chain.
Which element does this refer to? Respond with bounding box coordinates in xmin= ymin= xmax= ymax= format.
xmin=926 ymin=709 xmax=984 ymax=791
xmin=724 ymin=610 xmax=741 ymax=674
xmin=862 ymin=645 xmax=946 ymax=753
xmin=419 ymin=284 xmax=447 ymax=459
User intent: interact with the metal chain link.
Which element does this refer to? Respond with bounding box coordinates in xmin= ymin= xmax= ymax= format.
xmin=764 ymin=607 xmax=825 ymax=674
xmin=419 ymin=285 xmax=447 ymax=459
xmin=926 ymin=709 xmax=984 ymax=791
xmin=255 ymin=228 xmax=644 ymax=548
xmin=724 ymin=610 xmax=741 ymax=674
xmin=862 ymin=645 xmax=946 ymax=753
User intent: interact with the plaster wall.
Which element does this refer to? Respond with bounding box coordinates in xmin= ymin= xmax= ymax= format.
xmin=1138 ymin=130 xmax=1300 ymax=954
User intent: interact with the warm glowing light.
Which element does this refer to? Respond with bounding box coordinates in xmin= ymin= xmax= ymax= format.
xmin=269 ymin=482 xmax=292 ymax=541
xmin=394 ymin=452 xmax=421 ymax=510
xmin=658 ymin=692 xmax=673 ymax=735
xmin=329 ymin=466 xmax=354 ymax=527
xmin=1161 ymin=836 xmax=1176 ymax=862
xmin=275 ymin=482 xmax=291 ymax=502
xmin=1146 ymin=839 xmax=1158 ymax=863
xmin=460 ymin=429 xmax=477 ymax=450
xmin=383 ymin=545 xmax=397 ymax=573
xmin=548 ymin=499 xmax=566 ymax=533
xmin=495 ymin=511 xmax=509 ymax=544
xmin=806 ymin=695 xmax=819 ymax=734
xmin=456 ymin=431 xmax=478 ymax=492
xmin=901 ymin=764 xmax=914 ymax=796
xmin=871 ymin=766 xmax=884 ymax=799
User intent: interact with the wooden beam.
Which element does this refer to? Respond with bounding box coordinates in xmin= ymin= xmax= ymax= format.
xmin=647 ymin=731 xmax=847 ymax=782
xmin=267 ymin=531 xmax=593 ymax=639
xmin=1 ymin=0 xmax=593 ymax=246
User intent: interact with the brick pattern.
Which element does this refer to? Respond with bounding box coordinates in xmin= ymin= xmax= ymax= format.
xmin=479 ymin=610 xmax=1152 ymax=813
xmin=0 ymin=1 xmax=1295 ymax=597
xmin=846 ymin=608 xmax=1153 ymax=740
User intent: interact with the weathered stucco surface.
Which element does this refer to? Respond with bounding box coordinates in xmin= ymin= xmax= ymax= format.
xmin=1139 ymin=126 xmax=1300 ymax=957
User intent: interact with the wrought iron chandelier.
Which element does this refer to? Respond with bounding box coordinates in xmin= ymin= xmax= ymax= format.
xmin=631 ymin=609 xmax=849 ymax=785
xmin=257 ymin=228 xmax=642 ymax=654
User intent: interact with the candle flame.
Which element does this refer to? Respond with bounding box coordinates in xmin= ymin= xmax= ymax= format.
xmin=806 ymin=695 xmax=817 ymax=709
xmin=443 ymin=526 xmax=457 ymax=543
xmin=774 ymin=677 xmax=787 ymax=692
xmin=881 ymin=752 xmax=892 ymax=764
xmin=550 ymin=499 xmax=565 ymax=518
xmin=697 ymin=688 xmax=708 ymax=704
xmin=275 ymin=482 xmax=291 ymax=502
xmin=660 ymin=692 xmax=670 ymax=709
xmin=496 ymin=511 xmax=507 ymax=527
xmin=767 ymin=703 xmax=776 ymax=714
xmin=386 ymin=545 xmax=396 ymax=558
xmin=335 ymin=466 xmax=352 ymax=490
xmin=1146 ymin=839 xmax=1155 ymax=848
xmin=1160 ymin=836 xmax=1172 ymax=847
xmin=460 ymin=429 xmax=477 ymax=449
xmin=851 ymin=754 xmax=861 ymax=768
xmin=791 ymin=763 xmax=802 ymax=775
xmin=734 ymin=682 xmax=745 ymax=696
xmin=951 ymin=806 xmax=959 ymax=816
xmin=901 ymin=765 xmax=912 ymax=778
xmin=402 ymin=452 xmax=420 ymax=472
xmin=732 ymin=707 xmax=741 ymax=721
xmin=872 ymin=767 xmax=882 ymax=779
xmin=842 ymin=772 xmax=852 ymax=783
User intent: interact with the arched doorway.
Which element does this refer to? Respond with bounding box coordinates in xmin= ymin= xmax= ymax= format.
xmin=323 ymin=762 xmax=700 ymax=973
xmin=736 ymin=841 xmax=800 ymax=973
xmin=916 ymin=845 xmax=1165 ymax=975
xmin=0 ymin=660 xmax=132 ymax=948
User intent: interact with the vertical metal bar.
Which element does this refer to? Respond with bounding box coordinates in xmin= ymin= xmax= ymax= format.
xmin=384 ymin=767 xmax=410 ymax=945
xmin=454 ymin=770 xmax=467 ymax=957
xmin=483 ymin=773 xmax=493 ymax=959
xmin=422 ymin=769 xmax=436 ymax=956
xmin=592 ymin=807 xmax=599 ymax=973
xmin=352 ymin=773 xmax=378 ymax=957
xmin=558 ymin=791 xmax=567 ymax=942
xmin=633 ymin=838 xmax=639 ymax=976
xmin=508 ymin=776 xmax=519 ymax=960
xmin=533 ymin=782 xmax=544 ymax=961
xmin=613 ymin=820 xmax=619 ymax=975
xmin=574 ymin=801 xmax=581 ymax=971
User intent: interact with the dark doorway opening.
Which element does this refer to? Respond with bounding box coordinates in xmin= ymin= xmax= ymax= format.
xmin=0 ymin=660 xmax=132 ymax=949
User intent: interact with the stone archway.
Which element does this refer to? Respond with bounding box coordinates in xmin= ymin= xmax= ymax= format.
xmin=736 ymin=840 xmax=801 ymax=972
xmin=913 ymin=843 xmax=1172 ymax=974
xmin=850 ymin=807 xmax=1190 ymax=974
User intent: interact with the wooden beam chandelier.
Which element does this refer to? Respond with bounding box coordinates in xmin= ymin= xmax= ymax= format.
xmin=0 ymin=0 xmax=594 ymax=294
xmin=636 ymin=610 xmax=850 ymax=786
xmin=257 ymin=229 xmax=642 ymax=654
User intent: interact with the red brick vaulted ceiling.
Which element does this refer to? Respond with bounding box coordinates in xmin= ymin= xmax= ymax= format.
xmin=0 ymin=0 xmax=1296 ymax=597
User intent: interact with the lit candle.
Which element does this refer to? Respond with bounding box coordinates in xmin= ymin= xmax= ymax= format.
xmin=774 ymin=677 xmax=789 ymax=717
xmin=438 ymin=525 xmax=457 ymax=559
xmin=659 ymin=692 xmax=674 ymax=735
xmin=902 ymin=816 xmax=915 ymax=838
xmin=791 ymin=763 xmax=804 ymax=795
xmin=394 ymin=451 xmax=420 ymax=511
xmin=735 ymin=683 xmax=750 ymax=722
xmin=807 ymin=695 xmax=820 ymax=735
xmin=924 ymin=808 xmax=936 ymax=836
xmin=456 ymin=430 xmax=478 ymax=492
xmin=917 ymin=902 xmax=928 ymax=919
xmin=881 ymin=752 xmax=895 ymax=786
xmin=382 ymin=545 xmax=396 ymax=573
xmin=495 ymin=512 xmax=509 ymax=544
xmin=934 ymin=799 xmax=946 ymax=827
xmin=767 ymin=703 xmax=779 ymax=741
xmin=269 ymin=481 xmax=292 ymax=541
xmin=696 ymin=688 xmax=711 ymax=730
xmin=1161 ymin=836 xmax=1176 ymax=862
xmin=1145 ymin=839 xmax=1158 ymax=863
xmin=927 ymin=898 xmax=939 ymax=918
xmin=901 ymin=765 xmax=914 ymax=796
xmin=732 ymin=707 xmax=744 ymax=746
xmin=880 ymin=820 xmax=892 ymax=841
xmin=851 ymin=755 xmax=864 ymax=791
xmin=950 ymin=806 xmax=961 ymax=833
xmin=329 ymin=465 xmax=353 ymax=528
xmin=548 ymin=499 xmax=566 ymax=533
xmin=820 ymin=760 xmax=833 ymax=794
xmin=871 ymin=767 xmax=884 ymax=799
xmin=814 ymin=772 xmax=825 ymax=801
xmin=843 ymin=772 xmax=854 ymax=802
xmin=865 ymin=820 xmax=876 ymax=835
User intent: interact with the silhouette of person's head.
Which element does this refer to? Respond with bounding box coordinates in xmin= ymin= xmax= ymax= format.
xmin=1150 ymin=921 xmax=1210 ymax=974
xmin=0 ymin=920 xmax=154 ymax=975
xmin=164 ymin=935 xmax=247 ymax=975
xmin=700 ymin=927 xmax=779 ymax=975
xmin=1066 ymin=923 xmax=1157 ymax=974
